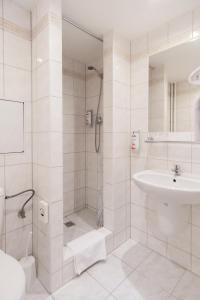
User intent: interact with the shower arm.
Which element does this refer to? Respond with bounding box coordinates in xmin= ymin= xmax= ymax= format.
xmin=5 ymin=189 xmax=35 ymax=219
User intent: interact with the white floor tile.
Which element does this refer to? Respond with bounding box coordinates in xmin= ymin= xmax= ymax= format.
xmin=53 ymin=272 xmax=109 ymax=300
xmin=112 ymin=271 xmax=170 ymax=300
xmin=38 ymin=240 xmax=200 ymax=300
xmin=25 ymin=279 xmax=52 ymax=300
xmin=136 ymin=252 xmax=185 ymax=293
xmin=105 ymin=295 xmax=117 ymax=300
xmin=113 ymin=239 xmax=152 ymax=270
xmin=173 ymin=271 xmax=200 ymax=300
xmin=64 ymin=224 xmax=86 ymax=244
xmin=87 ymin=254 xmax=133 ymax=292
xmin=64 ymin=208 xmax=97 ymax=243
xmin=69 ymin=208 xmax=97 ymax=231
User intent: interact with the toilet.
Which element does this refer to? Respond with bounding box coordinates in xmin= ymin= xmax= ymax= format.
xmin=0 ymin=250 xmax=26 ymax=300
xmin=0 ymin=189 xmax=25 ymax=300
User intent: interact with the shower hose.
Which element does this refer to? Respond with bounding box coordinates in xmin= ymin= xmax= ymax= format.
xmin=5 ymin=189 xmax=35 ymax=218
xmin=95 ymin=75 xmax=103 ymax=153
xmin=95 ymin=76 xmax=103 ymax=227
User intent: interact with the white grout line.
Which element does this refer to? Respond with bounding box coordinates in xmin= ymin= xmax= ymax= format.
xmin=51 ymin=240 xmax=190 ymax=300
xmin=84 ymin=243 xmax=152 ymax=296
xmin=86 ymin=271 xmax=113 ymax=296
xmin=168 ymin=270 xmax=187 ymax=299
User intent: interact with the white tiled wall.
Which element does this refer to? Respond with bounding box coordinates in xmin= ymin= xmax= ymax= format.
xmin=62 ymin=54 xmax=103 ymax=217
xmin=103 ymin=32 xmax=131 ymax=249
xmin=86 ymin=58 xmax=103 ymax=212
xmin=0 ymin=0 xmax=32 ymax=259
xmin=131 ymin=5 xmax=200 ymax=275
xmin=63 ymin=56 xmax=86 ymax=216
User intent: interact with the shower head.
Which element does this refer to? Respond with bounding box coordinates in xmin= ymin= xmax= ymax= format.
xmin=88 ymin=66 xmax=103 ymax=79
xmin=88 ymin=66 xmax=95 ymax=70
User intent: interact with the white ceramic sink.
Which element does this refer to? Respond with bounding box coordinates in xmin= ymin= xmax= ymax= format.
xmin=133 ymin=170 xmax=200 ymax=205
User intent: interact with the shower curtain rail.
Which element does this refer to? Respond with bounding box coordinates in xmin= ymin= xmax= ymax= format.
xmin=62 ymin=16 xmax=103 ymax=42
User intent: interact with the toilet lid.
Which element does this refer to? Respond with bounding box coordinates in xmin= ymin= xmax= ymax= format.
xmin=0 ymin=250 xmax=25 ymax=300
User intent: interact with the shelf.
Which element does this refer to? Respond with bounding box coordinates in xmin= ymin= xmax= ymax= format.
xmin=145 ymin=139 xmax=200 ymax=144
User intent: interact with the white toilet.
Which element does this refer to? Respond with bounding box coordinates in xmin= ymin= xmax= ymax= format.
xmin=0 ymin=188 xmax=26 ymax=300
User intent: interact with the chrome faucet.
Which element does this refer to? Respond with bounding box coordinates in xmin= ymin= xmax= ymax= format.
xmin=171 ymin=164 xmax=181 ymax=176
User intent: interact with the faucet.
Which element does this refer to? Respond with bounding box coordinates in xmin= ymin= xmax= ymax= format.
xmin=171 ymin=164 xmax=181 ymax=176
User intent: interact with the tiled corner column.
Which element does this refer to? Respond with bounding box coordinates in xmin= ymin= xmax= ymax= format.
xmin=32 ymin=0 xmax=63 ymax=293
xmin=130 ymin=35 xmax=150 ymax=246
xmin=103 ymin=32 xmax=131 ymax=249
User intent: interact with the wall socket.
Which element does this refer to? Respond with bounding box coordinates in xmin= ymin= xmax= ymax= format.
xmin=39 ymin=200 xmax=49 ymax=224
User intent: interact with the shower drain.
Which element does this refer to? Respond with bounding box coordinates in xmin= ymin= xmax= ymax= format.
xmin=64 ymin=221 xmax=75 ymax=227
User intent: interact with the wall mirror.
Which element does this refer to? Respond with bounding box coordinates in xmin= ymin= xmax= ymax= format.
xmin=0 ymin=99 xmax=24 ymax=153
xmin=149 ymin=39 xmax=200 ymax=133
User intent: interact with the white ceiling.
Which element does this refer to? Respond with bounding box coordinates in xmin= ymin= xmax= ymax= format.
xmin=62 ymin=0 xmax=200 ymax=39
xmin=150 ymin=39 xmax=200 ymax=82
xmin=15 ymin=0 xmax=200 ymax=39
xmin=13 ymin=0 xmax=33 ymax=10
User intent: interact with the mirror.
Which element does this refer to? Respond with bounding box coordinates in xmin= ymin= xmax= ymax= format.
xmin=0 ymin=99 xmax=24 ymax=153
xmin=149 ymin=39 xmax=200 ymax=132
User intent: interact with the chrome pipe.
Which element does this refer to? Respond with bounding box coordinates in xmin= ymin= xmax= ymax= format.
xmin=62 ymin=16 xmax=103 ymax=42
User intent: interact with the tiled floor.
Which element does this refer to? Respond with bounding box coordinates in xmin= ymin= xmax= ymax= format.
xmin=27 ymin=239 xmax=200 ymax=300
xmin=25 ymin=279 xmax=52 ymax=300
xmin=64 ymin=208 xmax=98 ymax=244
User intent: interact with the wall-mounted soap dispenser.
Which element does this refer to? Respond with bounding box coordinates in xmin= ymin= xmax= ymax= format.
xmin=131 ymin=131 xmax=140 ymax=152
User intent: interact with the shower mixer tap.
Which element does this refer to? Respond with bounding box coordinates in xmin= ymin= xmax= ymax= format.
xmin=85 ymin=110 xmax=93 ymax=126
xmin=96 ymin=115 xmax=103 ymax=125
xmin=171 ymin=164 xmax=181 ymax=177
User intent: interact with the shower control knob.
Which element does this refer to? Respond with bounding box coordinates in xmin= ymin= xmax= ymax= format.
xmin=85 ymin=110 xmax=93 ymax=126
xmin=96 ymin=116 xmax=103 ymax=124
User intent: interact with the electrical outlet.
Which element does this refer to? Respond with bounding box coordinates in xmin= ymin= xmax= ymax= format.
xmin=39 ymin=200 xmax=49 ymax=224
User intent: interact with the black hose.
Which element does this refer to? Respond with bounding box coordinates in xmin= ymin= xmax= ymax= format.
xmin=5 ymin=189 xmax=35 ymax=218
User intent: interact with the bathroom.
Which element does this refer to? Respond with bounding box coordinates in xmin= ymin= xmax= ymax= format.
xmin=1 ymin=0 xmax=200 ymax=299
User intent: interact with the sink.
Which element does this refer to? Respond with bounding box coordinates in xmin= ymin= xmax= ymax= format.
xmin=133 ymin=170 xmax=200 ymax=205
xmin=133 ymin=170 xmax=200 ymax=236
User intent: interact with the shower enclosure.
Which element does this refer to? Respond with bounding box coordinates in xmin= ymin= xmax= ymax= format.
xmin=62 ymin=18 xmax=103 ymax=244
